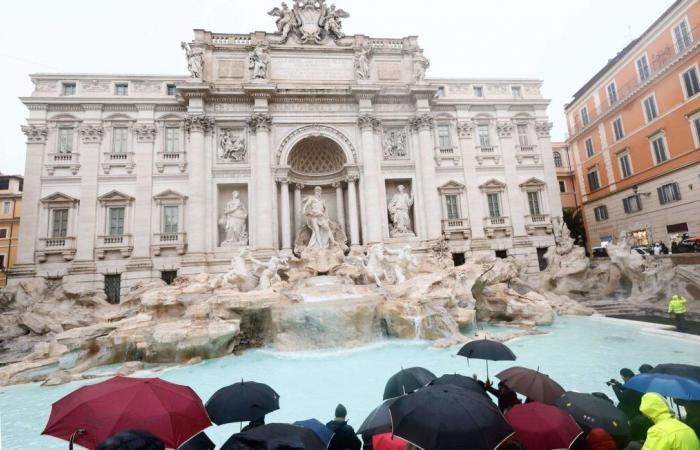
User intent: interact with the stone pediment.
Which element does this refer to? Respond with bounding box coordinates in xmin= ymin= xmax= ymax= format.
xmin=153 ymin=189 xmax=188 ymax=205
xmin=519 ymin=177 xmax=546 ymax=190
xmin=438 ymin=180 xmax=466 ymax=193
xmin=40 ymin=192 xmax=79 ymax=206
xmin=479 ymin=179 xmax=507 ymax=192
xmin=98 ymin=190 xmax=134 ymax=204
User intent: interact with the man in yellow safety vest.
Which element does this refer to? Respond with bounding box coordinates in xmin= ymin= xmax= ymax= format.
xmin=668 ymin=294 xmax=688 ymax=333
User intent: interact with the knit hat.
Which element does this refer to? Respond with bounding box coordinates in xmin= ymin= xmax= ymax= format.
xmin=620 ymin=368 xmax=634 ymax=379
xmin=335 ymin=403 xmax=347 ymax=418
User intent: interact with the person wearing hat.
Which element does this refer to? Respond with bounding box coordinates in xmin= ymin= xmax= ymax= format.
xmin=327 ymin=404 xmax=362 ymax=450
xmin=668 ymin=294 xmax=688 ymax=332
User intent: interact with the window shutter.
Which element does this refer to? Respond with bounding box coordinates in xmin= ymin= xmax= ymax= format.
xmin=657 ymin=187 xmax=666 ymax=205
xmin=673 ymin=183 xmax=681 ymax=201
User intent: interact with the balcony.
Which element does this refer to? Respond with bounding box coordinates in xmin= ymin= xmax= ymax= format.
xmin=518 ymin=145 xmax=535 ymax=152
xmin=477 ymin=145 xmax=496 ymax=153
xmin=155 ymin=152 xmax=187 ymax=173
xmin=96 ymin=234 xmax=133 ymax=259
xmin=483 ymin=216 xmax=512 ymax=238
xmin=46 ymin=152 xmax=80 ymax=175
xmin=153 ymin=232 xmax=187 ymax=256
xmin=36 ymin=237 xmax=76 ymax=262
xmin=525 ymin=214 xmax=554 ymax=235
xmin=442 ymin=218 xmax=471 ymax=240
xmin=436 ymin=146 xmax=460 ymax=165
xmin=102 ymin=152 xmax=135 ymax=174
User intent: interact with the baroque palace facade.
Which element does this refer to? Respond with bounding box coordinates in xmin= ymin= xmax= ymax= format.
xmin=12 ymin=1 xmax=561 ymax=300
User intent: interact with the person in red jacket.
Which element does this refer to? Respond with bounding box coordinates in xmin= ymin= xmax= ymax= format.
xmin=587 ymin=428 xmax=617 ymax=450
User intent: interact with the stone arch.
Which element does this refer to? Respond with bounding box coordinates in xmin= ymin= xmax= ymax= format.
xmin=277 ymin=124 xmax=358 ymax=166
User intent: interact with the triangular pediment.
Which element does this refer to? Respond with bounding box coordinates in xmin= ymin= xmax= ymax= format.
xmin=40 ymin=192 xmax=79 ymax=205
xmin=153 ymin=189 xmax=187 ymax=202
xmin=519 ymin=177 xmax=546 ymax=189
xmin=438 ymin=180 xmax=466 ymax=192
xmin=98 ymin=190 xmax=134 ymax=203
xmin=479 ymin=178 xmax=507 ymax=190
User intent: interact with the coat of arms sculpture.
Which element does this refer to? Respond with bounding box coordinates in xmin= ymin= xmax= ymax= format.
xmin=268 ymin=0 xmax=350 ymax=44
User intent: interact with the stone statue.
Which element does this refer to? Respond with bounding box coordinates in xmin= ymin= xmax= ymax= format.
xmin=321 ymin=3 xmax=350 ymax=40
xmin=209 ymin=248 xmax=256 ymax=291
xmin=302 ymin=186 xmax=338 ymax=250
xmin=219 ymin=131 xmax=247 ymax=162
xmin=354 ymin=45 xmax=371 ymax=80
xmin=385 ymin=245 xmax=418 ymax=284
xmin=248 ymin=253 xmax=290 ymax=290
xmin=181 ymin=42 xmax=204 ymax=80
xmin=249 ymin=46 xmax=270 ymax=80
xmin=268 ymin=0 xmax=349 ymax=44
xmin=219 ymin=191 xmax=248 ymax=246
xmin=383 ymin=129 xmax=408 ymax=159
xmin=364 ymin=244 xmax=388 ymax=287
xmin=388 ymin=185 xmax=414 ymax=237
xmin=268 ymin=2 xmax=298 ymax=42
xmin=413 ymin=50 xmax=430 ymax=83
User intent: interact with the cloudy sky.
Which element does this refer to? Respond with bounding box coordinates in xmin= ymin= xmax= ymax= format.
xmin=0 ymin=0 xmax=675 ymax=175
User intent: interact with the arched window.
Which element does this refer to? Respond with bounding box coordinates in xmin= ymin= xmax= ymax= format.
xmin=553 ymin=151 xmax=562 ymax=167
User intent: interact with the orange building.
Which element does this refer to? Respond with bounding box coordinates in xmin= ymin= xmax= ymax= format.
xmin=565 ymin=0 xmax=700 ymax=250
xmin=553 ymin=142 xmax=578 ymax=210
xmin=0 ymin=174 xmax=23 ymax=287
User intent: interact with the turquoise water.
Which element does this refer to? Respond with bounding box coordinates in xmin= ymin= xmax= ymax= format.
xmin=1 ymin=316 xmax=698 ymax=450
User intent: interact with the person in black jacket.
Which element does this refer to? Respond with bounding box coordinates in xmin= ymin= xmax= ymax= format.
xmin=327 ymin=404 xmax=362 ymax=450
xmin=607 ymin=368 xmax=643 ymax=420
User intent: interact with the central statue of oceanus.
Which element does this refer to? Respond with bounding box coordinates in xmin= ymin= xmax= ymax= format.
xmin=268 ymin=0 xmax=350 ymax=44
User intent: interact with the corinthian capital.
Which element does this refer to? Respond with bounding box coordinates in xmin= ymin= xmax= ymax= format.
xmin=535 ymin=121 xmax=553 ymax=138
xmin=21 ymin=124 xmax=48 ymax=143
xmin=357 ymin=114 xmax=382 ymax=131
xmin=409 ymin=113 xmax=434 ymax=132
xmin=247 ymin=113 xmax=272 ymax=133
xmin=457 ymin=121 xmax=474 ymax=139
xmin=184 ymin=114 xmax=215 ymax=134
xmin=79 ymin=124 xmax=104 ymax=143
xmin=496 ymin=121 xmax=513 ymax=139
xmin=134 ymin=124 xmax=157 ymax=143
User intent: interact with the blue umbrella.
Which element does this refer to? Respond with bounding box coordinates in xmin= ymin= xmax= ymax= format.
xmin=624 ymin=373 xmax=700 ymax=400
xmin=293 ymin=419 xmax=334 ymax=447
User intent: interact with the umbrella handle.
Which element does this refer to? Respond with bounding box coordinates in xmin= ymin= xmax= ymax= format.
xmin=69 ymin=429 xmax=85 ymax=450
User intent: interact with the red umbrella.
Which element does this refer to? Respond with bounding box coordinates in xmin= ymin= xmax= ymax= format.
xmin=505 ymin=403 xmax=582 ymax=450
xmin=42 ymin=376 xmax=211 ymax=450
xmin=372 ymin=433 xmax=407 ymax=450
xmin=496 ymin=367 xmax=565 ymax=405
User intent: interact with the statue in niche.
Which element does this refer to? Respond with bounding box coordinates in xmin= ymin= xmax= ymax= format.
xmin=248 ymin=253 xmax=290 ymax=290
xmin=388 ymin=185 xmax=415 ymax=237
xmin=385 ymin=245 xmax=418 ymax=284
xmin=249 ymin=46 xmax=270 ymax=80
xmin=219 ymin=191 xmax=248 ymax=246
xmin=181 ymin=42 xmax=204 ymax=80
xmin=219 ymin=131 xmax=247 ymax=162
xmin=354 ymin=45 xmax=371 ymax=80
xmin=413 ymin=50 xmax=430 ymax=83
xmin=383 ymin=129 xmax=407 ymax=159
xmin=302 ymin=186 xmax=338 ymax=250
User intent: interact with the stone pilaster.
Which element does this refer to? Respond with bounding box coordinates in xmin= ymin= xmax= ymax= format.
xmin=346 ymin=174 xmax=361 ymax=248
xmin=458 ymin=121 xmax=486 ymax=239
xmin=278 ymin=177 xmax=292 ymax=251
xmin=132 ymin=118 xmax=157 ymax=258
xmin=497 ymin=119 xmax=527 ymax=236
xmin=410 ymin=113 xmax=442 ymax=240
xmin=294 ymin=184 xmax=304 ymax=239
xmin=17 ymin=125 xmax=48 ymax=264
xmin=357 ymin=114 xmax=383 ymax=244
xmin=333 ymin=181 xmax=346 ymax=233
xmin=184 ymin=113 xmax=214 ymax=254
xmin=74 ymin=122 xmax=104 ymax=261
xmin=536 ymin=121 xmax=563 ymax=224
xmin=248 ymin=113 xmax=274 ymax=251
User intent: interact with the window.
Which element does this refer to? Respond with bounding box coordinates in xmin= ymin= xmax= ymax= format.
xmin=51 ymin=209 xmax=69 ymax=238
xmin=2 ymin=201 xmax=10 ymax=214
xmin=165 ymin=127 xmax=179 ymax=153
xmin=594 ymin=205 xmax=609 ymax=222
xmin=527 ymin=191 xmax=541 ymax=215
xmin=445 ymin=194 xmax=460 ymax=220
xmin=161 ymin=270 xmax=178 ymax=285
xmin=618 ymin=152 xmax=633 ymax=178
xmin=115 ymin=83 xmax=128 ymax=96
xmin=553 ymin=151 xmax=562 ymax=167
xmin=588 ymin=169 xmax=601 ymax=191
xmin=658 ymin=182 xmax=681 ymax=205
xmin=585 ymin=138 xmax=595 ymax=158
xmin=167 ymin=84 xmax=177 ymax=96
xmin=108 ymin=207 xmax=125 ymax=236
xmin=62 ymin=83 xmax=76 ymax=96
xmin=487 ymin=193 xmax=501 ymax=218
xmin=112 ymin=127 xmax=129 ymax=153
xmin=623 ymin=195 xmax=642 ymax=214
xmin=580 ymin=107 xmax=590 ymax=126
xmin=0 ymin=178 xmax=8 ymax=190
xmin=437 ymin=125 xmax=452 ymax=149
xmin=512 ymin=86 xmax=522 ymax=98
xmin=0 ymin=254 xmax=4 ymax=270
xmin=643 ymin=95 xmax=658 ymax=122
xmin=163 ymin=206 xmax=179 ymax=233
xmin=682 ymin=67 xmax=700 ymax=98
xmin=651 ymin=135 xmax=668 ymax=165
xmin=104 ymin=274 xmax=121 ymax=304
xmin=612 ymin=118 xmax=624 ymax=141
xmin=674 ymin=19 xmax=692 ymax=53
xmin=559 ymin=181 xmax=566 ymax=193
xmin=0 ymin=229 xmax=7 ymax=239
xmin=637 ymin=55 xmax=651 ymax=82
xmin=57 ymin=128 xmax=74 ymax=153
xmin=474 ymin=86 xmax=484 ymax=97
xmin=607 ymin=82 xmax=618 ymax=105
xmin=478 ymin=125 xmax=491 ymax=147
xmin=693 ymin=117 xmax=700 ymax=146
xmin=517 ymin=124 xmax=529 ymax=147
xmin=495 ymin=250 xmax=508 ymax=259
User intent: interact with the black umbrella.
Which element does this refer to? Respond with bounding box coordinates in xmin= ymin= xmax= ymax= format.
xmin=457 ymin=339 xmax=516 ymax=379
xmin=179 ymin=432 xmax=216 ymax=450
xmin=651 ymin=363 xmax=700 ymax=382
xmin=429 ymin=374 xmax=490 ymax=397
xmin=383 ymin=367 xmax=436 ymax=400
xmin=389 ymin=385 xmax=513 ymax=450
xmin=221 ymin=423 xmax=325 ymax=450
xmin=206 ymin=381 xmax=280 ymax=425
xmin=356 ymin=398 xmax=399 ymax=437
xmin=556 ymin=391 xmax=630 ymax=438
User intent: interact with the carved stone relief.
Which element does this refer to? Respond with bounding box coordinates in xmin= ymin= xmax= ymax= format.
xmin=382 ymin=128 xmax=408 ymax=160
xmin=218 ymin=130 xmax=247 ymax=162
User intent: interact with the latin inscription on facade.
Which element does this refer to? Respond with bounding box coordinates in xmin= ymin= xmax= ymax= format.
xmin=217 ymin=60 xmax=245 ymax=79
xmin=270 ymin=57 xmax=354 ymax=81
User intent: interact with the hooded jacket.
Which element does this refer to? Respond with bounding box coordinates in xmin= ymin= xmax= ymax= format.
xmin=640 ymin=393 xmax=700 ymax=450
xmin=668 ymin=295 xmax=688 ymax=314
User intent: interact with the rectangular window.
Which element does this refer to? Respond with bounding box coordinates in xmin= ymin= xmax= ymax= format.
xmin=580 ymin=107 xmax=590 ymax=126
xmin=104 ymin=274 xmax=121 ymax=305
xmin=618 ymin=152 xmax=633 ymax=178
xmin=588 ymin=169 xmax=601 ymax=191
xmin=612 ymin=118 xmax=624 ymax=141
xmin=62 ymin=82 xmax=76 ymax=96
xmin=651 ymin=136 xmax=668 ymax=165
xmin=165 ymin=127 xmax=179 ymax=153
xmin=512 ymin=86 xmax=522 ymax=98
xmin=112 ymin=127 xmax=129 ymax=153
xmin=622 ymin=195 xmax=642 ymax=214
xmin=478 ymin=125 xmax=491 ymax=147
xmin=163 ymin=206 xmax=179 ymax=233
xmin=108 ymin=207 xmax=125 ymax=236
xmin=0 ymin=229 xmax=7 ymax=239
xmin=167 ymin=84 xmax=177 ymax=96
xmin=445 ymin=194 xmax=460 ymax=220
xmin=51 ymin=209 xmax=69 ymax=238
xmin=674 ymin=20 xmax=692 ymax=53
xmin=527 ymin=191 xmax=541 ymax=215
xmin=682 ymin=67 xmax=700 ymax=98
xmin=2 ymin=201 xmax=10 ymax=214
xmin=474 ymin=86 xmax=484 ymax=97
xmin=115 ymin=83 xmax=128 ymax=96
xmin=658 ymin=182 xmax=682 ymax=205
xmin=607 ymin=82 xmax=618 ymax=105
xmin=487 ymin=193 xmax=501 ymax=218
xmin=517 ymin=124 xmax=529 ymax=147
xmin=693 ymin=117 xmax=700 ymax=145
xmin=637 ymin=55 xmax=651 ymax=82
xmin=643 ymin=95 xmax=658 ymax=122
xmin=57 ymin=128 xmax=74 ymax=153
xmin=437 ymin=125 xmax=452 ymax=149
xmin=594 ymin=205 xmax=608 ymax=222
xmin=0 ymin=255 xmax=4 ymax=270
xmin=585 ymin=138 xmax=595 ymax=158
xmin=0 ymin=178 xmax=8 ymax=190
xmin=559 ymin=181 xmax=566 ymax=193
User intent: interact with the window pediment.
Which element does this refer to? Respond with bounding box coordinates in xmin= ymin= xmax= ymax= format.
xmin=519 ymin=177 xmax=546 ymax=191
xmin=40 ymin=192 xmax=79 ymax=207
xmin=98 ymin=190 xmax=134 ymax=205
xmin=479 ymin=178 xmax=507 ymax=192
xmin=154 ymin=189 xmax=187 ymax=205
xmin=438 ymin=180 xmax=466 ymax=194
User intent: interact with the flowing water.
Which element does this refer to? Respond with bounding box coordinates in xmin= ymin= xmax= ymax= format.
xmin=0 ymin=316 xmax=698 ymax=450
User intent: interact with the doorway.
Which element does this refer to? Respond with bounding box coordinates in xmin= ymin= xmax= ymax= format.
xmin=104 ymin=274 xmax=121 ymax=304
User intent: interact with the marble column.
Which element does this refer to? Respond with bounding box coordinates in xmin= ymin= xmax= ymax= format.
xmin=248 ymin=113 xmax=274 ymax=251
xmin=74 ymin=122 xmax=103 ymax=261
xmin=17 ymin=125 xmax=48 ymax=265
xmin=132 ymin=120 xmax=156 ymax=258
xmin=294 ymin=184 xmax=303 ymax=239
xmin=334 ymin=182 xmax=346 ymax=233
xmin=346 ymin=175 xmax=360 ymax=247
xmin=411 ymin=114 xmax=442 ymax=240
xmin=357 ymin=115 xmax=383 ymax=244
xmin=184 ymin=114 xmax=213 ymax=254
xmin=279 ymin=178 xmax=292 ymax=251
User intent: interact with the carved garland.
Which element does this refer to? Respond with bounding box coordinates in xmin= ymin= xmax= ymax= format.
xmin=457 ymin=121 xmax=474 ymax=139
xmin=535 ymin=121 xmax=553 ymax=138
xmin=276 ymin=124 xmax=358 ymax=165
xmin=134 ymin=124 xmax=157 ymax=143
xmin=79 ymin=125 xmax=104 ymax=143
xmin=496 ymin=121 xmax=513 ymax=139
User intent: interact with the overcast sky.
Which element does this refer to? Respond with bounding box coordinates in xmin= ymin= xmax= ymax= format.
xmin=0 ymin=0 xmax=675 ymax=175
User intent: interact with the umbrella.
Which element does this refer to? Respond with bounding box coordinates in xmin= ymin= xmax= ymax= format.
xmin=221 ymin=423 xmax=325 ymax=450
xmin=651 ymin=364 xmax=700 ymax=382
xmin=505 ymin=403 xmax=582 ymax=450
xmin=624 ymin=373 xmax=700 ymax=401
xmin=457 ymin=339 xmax=516 ymax=379
xmin=292 ymin=419 xmax=333 ymax=447
xmin=92 ymin=430 xmax=165 ymax=450
xmin=357 ymin=398 xmax=400 ymax=437
xmin=206 ymin=381 xmax=280 ymax=425
xmin=373 ymin=433 xmax=407 ymax=450
xmin=180 ymin=432 xmax=216 ymax=450
xmin=429 ymin=374 xmax=490 ymax=397
xmin=555 ymin=391 xmax=630 ymax=438
xmin=389 ymin=385 xmax=513 ymax=450
xmin=383 ymin=367 xmax=436 ymax=400
xmin=42 ymin=376 xmax=211 ymax=450
xmin=496 ymin=367 xmax=565 ymax=405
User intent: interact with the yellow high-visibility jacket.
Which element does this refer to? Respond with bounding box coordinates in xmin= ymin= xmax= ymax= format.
xmin=668 ymin=295 xmax=688 ymax=314
xmin=640 ymin=393 xmax=700 ymax=450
